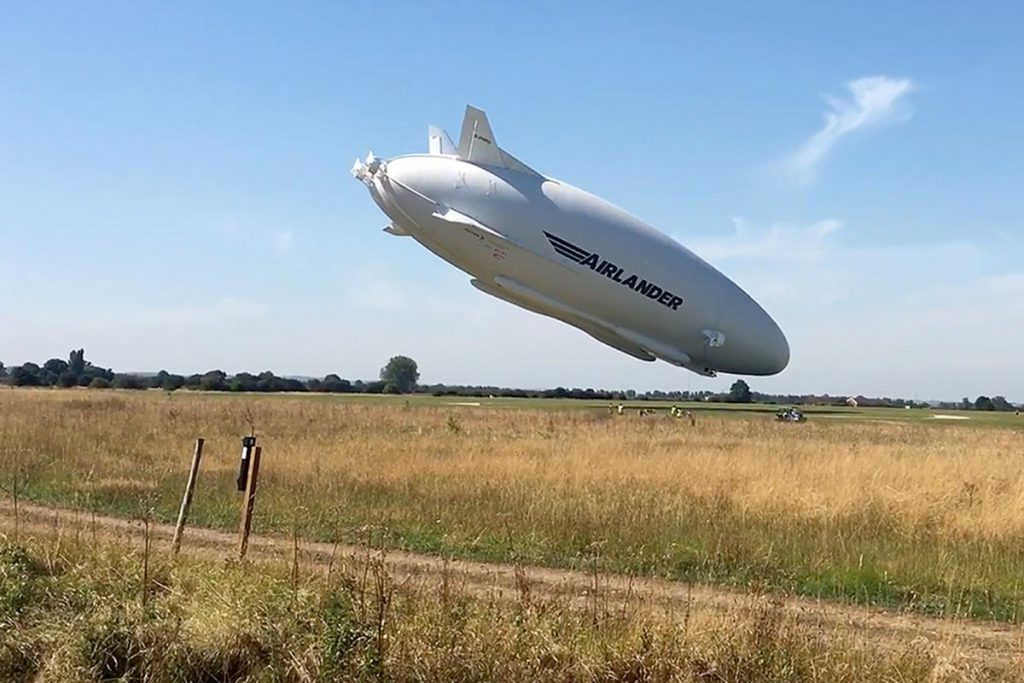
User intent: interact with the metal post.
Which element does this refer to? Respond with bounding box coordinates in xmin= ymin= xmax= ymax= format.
xmin=237 ymin=436 xmax=256 ymax=491
xmin=238 ymin=445 xmax=262 ymax=559
xmin=172 ymin=438 xmax=204 ymax=555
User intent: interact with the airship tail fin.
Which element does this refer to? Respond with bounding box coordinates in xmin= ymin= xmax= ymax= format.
xmin=428 ymin=125 xmax=457 ymax=155
xmin=457 ymin=105 xmax=542 ymax=177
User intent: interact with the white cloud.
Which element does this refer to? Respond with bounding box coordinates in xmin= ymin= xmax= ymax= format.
xmin=980 ymin=272 xmax=1024 ymax=296
xmin=4 ymin=296 xmax=272 ymax=374
xmin=783 ymin=76 xmax=914 ymax=184
xmin=683 ymin=218 xmax=1022 ymax=400
xmin=692 ymin=217 xmax=841 ymax=263
xmin=133 ymin=296 xmax=268 ymax=326
xmin=200 ymin=215 xmax=298 ymax=256
xmin=276 ymin=230 xmax=294 ymax=253
xmin=338 ymin=263 xmax=415 ymax=312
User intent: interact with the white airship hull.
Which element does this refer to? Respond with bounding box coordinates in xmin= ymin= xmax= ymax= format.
xmin=353 ymin=107 xmax=789 ymax=377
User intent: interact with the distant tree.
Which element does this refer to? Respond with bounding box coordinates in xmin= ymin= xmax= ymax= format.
xmin=11 ymin=363 xmax=41 ymax=387
xmin=89 ymin=377 xmax=111 ymax=389
xmin=42 ymin=358 xmax=69 ymax=376
xmin=69 ymin=349 xmax=86 ymax=377
xmin=39 ymin=358 xmax=70 ymax=386
xmin=991 ymin=396 xmax=1014 ymax=412
xmin=161 ymin=374 xmax=186 ymax=391
xmin=71 ymin=354 xmax=114 ymax=385
xmin=379 ymin=356 xmax=419 ymax=394
xmin=960 ymin=397 xmax=971 ymax=410
xmin=112 ymin=374 xmax=145 ymax=390
xmin=83 ymin=369 xmax=113 ymax=385
xmin=729 ymin=379 xmax=752 ymax=403
xmin=148 ymin=370 xmax=170 ymax=389
xmin=280 ymin=377 xmax=307 ymax=392
xmin=57 ymin=372 xmax=77 ymax=388
xmin=974 ymin=395 xmax=995 ymax=411
xmin=230 ymin=372 xmax=259 ymax=392
xmin=256 ymin=371 xmax=278 ymax=392
xmin=0 ymin=362 xmax=6 ymax=378
xmin=199 ymin=370 xmax=227 ymax=391
xmin=323 ymin=374 xmax=353 ymax=393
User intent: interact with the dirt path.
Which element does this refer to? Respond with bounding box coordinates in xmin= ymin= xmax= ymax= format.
xmin=2 ymin=500 xmax=1021 ymax=670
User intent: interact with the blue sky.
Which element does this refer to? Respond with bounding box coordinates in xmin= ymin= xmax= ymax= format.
xmin=2 ymin=2 xmax=1021 ymax=400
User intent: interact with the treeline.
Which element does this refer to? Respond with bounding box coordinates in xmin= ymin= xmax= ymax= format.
xmin=0 ymin=350 xmax=687 ymax=399
xmin=942 ymin=395 xmax=1017 ymax=412
xmin=0 ymin=361 xmax=382 ymax=394
xmin=0 ymin=350 xmax=1019 ymax=409
xmin=756 ymin=392 xmax=932 ymax=409
xmin=0 ymin=351 xmax=370 ymax=393
xmin=0 ymin=350 xmax=115 ymax=388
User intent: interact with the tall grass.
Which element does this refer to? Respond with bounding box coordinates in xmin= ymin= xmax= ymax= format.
xmin=2 ymin=389 xmax=1024 ymax=620
xmin=0 ymin=533 xmax=1000 ymax=682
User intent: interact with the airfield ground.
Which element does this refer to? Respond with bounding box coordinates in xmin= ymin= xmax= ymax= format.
xmin=1 ymin=389 xmax=1022 ymax=680
xmin=186 ymin=390 xmax=1023 ymax=429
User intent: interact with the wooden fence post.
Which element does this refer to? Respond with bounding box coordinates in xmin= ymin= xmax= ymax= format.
xmin=237 ymin=446 xmax=262 ymax=559
xmin=172 ymin=438 xmax=204 ymax=555
xmin=142 ymin=514 xmax=151 ymax=609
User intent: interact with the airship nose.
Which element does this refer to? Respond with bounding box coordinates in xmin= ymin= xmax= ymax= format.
xmin=715 ymin=289 xmax=789 ymax=376
xmin=356 ymin=155 xmax=436 ymax=227
xmin=739 ymin=304 xmax=789 ymax=375
xmin=759 ymin=317 xmax=790 ymax=375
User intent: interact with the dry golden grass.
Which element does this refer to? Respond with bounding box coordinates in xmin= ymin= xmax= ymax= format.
xmin=2 ymin=388 xmax=1023 ymax=619
xmin=2 ymin=521 xmax=1017 ymax=682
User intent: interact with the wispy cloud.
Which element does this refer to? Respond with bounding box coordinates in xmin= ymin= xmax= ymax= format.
xmin=134 ymin=296 xmax=268 ymax=326
xmin=691 ymin=217 xmax=841 ymax=263
xmin=684 ymin=216 xmax=1021 ymax=398
xmin=337 ymin=263 xmax=441 ymax=312
xmin=200 ymin=215 xmax=298 ymax=256
xmin=342 ymin=266 xmax=408 ymax=311
xmin=783 ymin=76 xmax=914 ymax=185
xmin=275 ymin=230 xmax=294 ymax=253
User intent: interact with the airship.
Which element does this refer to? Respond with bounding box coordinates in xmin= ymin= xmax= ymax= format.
xmin=352 ymin=106 xmax=789 ymax=377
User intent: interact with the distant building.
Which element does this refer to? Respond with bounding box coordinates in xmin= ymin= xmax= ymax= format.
xmin=846 ymin=397 xmax=858 ymax=407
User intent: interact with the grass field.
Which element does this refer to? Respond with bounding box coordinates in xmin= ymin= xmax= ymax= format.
xmin=4 ymin=526 xmax=988 ymax=682
xmin=2 ymin=388 xmax=1023 ymax=626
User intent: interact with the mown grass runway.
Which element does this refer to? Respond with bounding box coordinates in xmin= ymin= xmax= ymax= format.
xmin=198 ymin=389 xmax=1023 ymax=428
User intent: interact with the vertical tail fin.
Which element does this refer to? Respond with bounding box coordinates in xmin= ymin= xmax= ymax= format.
xmin=455 ymin=105 xmax=541 ymax=176
xmin=428 ymin=125 xmax=457 ymax=155
xmin=458 ymin=105 xmax=500 ymax=164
